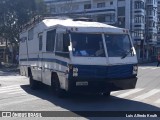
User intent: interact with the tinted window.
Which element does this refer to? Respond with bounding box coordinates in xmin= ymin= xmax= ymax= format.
xmin=46 ymin=29 xmax=56 ymax=51
xmin=105 ymin=34 xmax=132 ymax=57
xmin=71 ymin=33 xmax=105 ymax=57
xmin=55 ymin=33 xmax=70 ymax=58
xmin=39 ymin=35 xmax=43 ymax=51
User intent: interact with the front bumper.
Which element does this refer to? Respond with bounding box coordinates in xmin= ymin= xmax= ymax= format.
xmin=68 ymin=77 xmax=137 ymax=93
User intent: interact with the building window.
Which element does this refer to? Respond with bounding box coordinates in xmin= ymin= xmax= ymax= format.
xmin=147 ymin=9 xmax=152 ymax=15
xmin=97 ymin=15 xmax=106 ymax=22
xmin=148 ymin=21 xmax=151 ymax=27
xmin=28 ymin=28 xmax=34 ymax=40
xmin=97 ymin=2 xmax=105 ymax=8
xmin=134 ymin=30 xmax=144 ymax=37
xmin=46 ymin=29 xmax=56 ymax=52
xmin=50 ymin=7 xmax=56 ymax=13
xmin=134 ymin=15 xmax=144 ymax=23
xmin=106 ymin=14 xmax=115 ymax=22
xmin=134 ymin=1 xmax=144 ymax=9
xmin=148 ymin=21 xmax=156 ymax=27
xmin=153 ymin=9 xmax=156 ymax=16
xmin=117 ymin=17 xmax=125 ymax=27
xmin=72 ymin=5 xmax=79 ymax=11
xmin=61 ymin=6 xmax=68 ymax=12
xmin=110 ymin=1 xmax=113 ymax=5
xmin=153 ymin=22 xmax=155 ymax=27
xmin=147 ymin=0 xmax=153 ymax=4
xmin=84 ymin=4 xmax=91 ymax=9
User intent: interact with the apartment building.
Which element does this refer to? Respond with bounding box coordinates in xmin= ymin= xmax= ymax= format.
xmin=157 ymin=0 xmax=160 ymax=43
xmin=157 ymin=0 xmax=160 ymax=54
xmin=44 ymin=0 xmax=158 ymax=61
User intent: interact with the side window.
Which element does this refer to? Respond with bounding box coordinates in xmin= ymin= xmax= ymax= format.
xmin=28 ymin=28 xmax=34 ymax=40
xmin=55 ymin=33 xmax=70 ymax=58
xmin=38 ymin=33 xmax=43 ymax=51
xmin=56 ymin=33 xmax=63 ymax=52
xmin=46 ymin=29 xmax=56 ymax=52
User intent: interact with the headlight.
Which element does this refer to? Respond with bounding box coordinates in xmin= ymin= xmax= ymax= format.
xmin=73 ymin=67 xmax=78 ymax=77
xmin=133 ymin=65 xmax=138 ymax=75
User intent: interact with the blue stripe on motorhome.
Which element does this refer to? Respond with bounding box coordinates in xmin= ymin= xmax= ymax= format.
xmin=20 ymin=58 xmax=67 ymax=67
xmin=71 ymin=64 xmax=134 ymax=79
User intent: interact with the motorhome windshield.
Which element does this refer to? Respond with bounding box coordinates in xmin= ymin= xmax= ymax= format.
xmin=71 ymin=33 xmax=105 ymax=57
xmin=105 ymin=34 xmax=132 ymax=57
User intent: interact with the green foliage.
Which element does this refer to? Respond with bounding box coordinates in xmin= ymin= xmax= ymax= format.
xmin=0 ymin=0 xmax=46 ymax=44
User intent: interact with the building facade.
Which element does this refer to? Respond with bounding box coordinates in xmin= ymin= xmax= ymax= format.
xmin=44 ymin=0 xmax=158 ymax=61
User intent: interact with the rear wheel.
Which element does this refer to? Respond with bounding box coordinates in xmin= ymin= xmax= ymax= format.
xmin=52 ymin=74 xmax=66 ymax=98
xmin=29 ymin=70 xmax=39 ymax=90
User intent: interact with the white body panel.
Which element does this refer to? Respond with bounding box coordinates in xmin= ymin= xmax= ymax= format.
xmin=19 ymin=18 xmax=137 ymax=91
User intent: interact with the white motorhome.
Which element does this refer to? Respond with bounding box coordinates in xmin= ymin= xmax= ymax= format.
xmin=19 ymin=17 xmax=138 ymax=97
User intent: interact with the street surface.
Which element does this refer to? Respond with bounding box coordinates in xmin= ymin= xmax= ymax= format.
xmin=0 ymin=63 xmax=160 ymax=119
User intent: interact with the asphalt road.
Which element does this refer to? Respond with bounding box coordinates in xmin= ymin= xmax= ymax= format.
xmin=0 ymin=63 xmax=160 ymax=120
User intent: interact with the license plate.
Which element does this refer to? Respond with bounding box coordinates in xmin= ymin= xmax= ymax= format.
xmin=76 ymin=82 xmax=88 ymax=86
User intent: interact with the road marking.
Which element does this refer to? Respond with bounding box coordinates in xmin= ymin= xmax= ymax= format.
xmin=8 ymin=91 xmax=26 ymax=95
xmin=0 ymin=88 xmax=22 ymax=94
xmin=0 ymin=97 xmax=39 ymax=107
xmin=132 ymin=89 xmax=160 ymax=101
xmin=0 ymin=85 xmax=19 ymax=89
xmin=151 ymin=67 xmax=159 ymax=70
xmin=155 ymin=99 xmax=160 ymax=104
xmin=116 ymin=88 xmax=143 ymax=98
xmin=111 ymin=91 xmax=121 ymax=94
xmin=139 ymin=67 xmax=148 ymax=70
xmin=0 ymin=86 xmax=21 ymax=91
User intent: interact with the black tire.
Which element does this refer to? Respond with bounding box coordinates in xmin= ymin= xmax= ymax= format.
xmin=29 ymin=71 xmax=39 ymax=90
xmin=52 ymin=75 xmax=66 ymax=98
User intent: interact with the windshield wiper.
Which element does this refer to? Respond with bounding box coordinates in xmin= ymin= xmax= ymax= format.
xmin=121 ymin=48 xmax=133 ymax=59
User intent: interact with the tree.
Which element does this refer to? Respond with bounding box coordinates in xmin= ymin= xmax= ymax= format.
xmin=0 ymin=0 xmax=46 ymax=62
xmin=0 ymin=0 xmax=46 ymax=44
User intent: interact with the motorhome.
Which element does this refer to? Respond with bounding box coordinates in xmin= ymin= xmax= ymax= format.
xmin=19 ymin=17 xmax=138 ymax=97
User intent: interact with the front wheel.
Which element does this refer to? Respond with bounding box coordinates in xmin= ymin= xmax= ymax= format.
xmin=52 ymin=75 xmax=66 ymax=98
xmin=29 ymin=72 xmax=39 ymax=90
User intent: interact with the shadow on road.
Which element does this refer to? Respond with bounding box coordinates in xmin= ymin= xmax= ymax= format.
xmin=20 ymin=84 xmax=160 ymax=118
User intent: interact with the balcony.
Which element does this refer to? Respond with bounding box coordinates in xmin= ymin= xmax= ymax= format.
xmin=133 ymin=24 xmax=145 ymax=30
xmin=134 ymin=9 xmax=145 ymax=14
xmin=134 ymin=36 xmax=144 ymax=40
xmin=148 ymin=40 xmax=157 ymax=45
xmin=146 ymin=2 xmax=157 ymax=7
xmin=148 ymin=27 xmax=157 ymax=33
xmin=51 ymin=5 xmax=116 ymax=16
xmin=83 ymin=6 xmax=116 ymax=15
